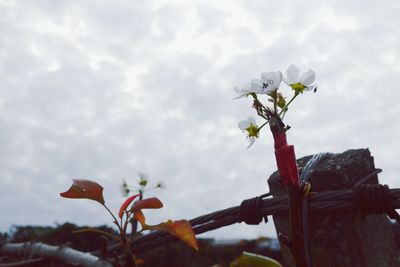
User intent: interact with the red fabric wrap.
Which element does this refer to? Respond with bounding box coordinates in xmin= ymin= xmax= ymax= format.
xmin=273 ymin=131 xmax=288 ymax=150
xmin=273 ymin=131 xmax=299 ymax=186
xmin=275 ymin=145 xmax=300 ymax=186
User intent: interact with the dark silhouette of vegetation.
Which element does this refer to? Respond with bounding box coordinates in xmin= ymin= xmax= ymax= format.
xmin=137 ymin=237 xmax=282 ymax=267
xmin=2 ymin=223 xmax=283 ymax=266
xmin=9 ymin=223 xmax=118 ymax=252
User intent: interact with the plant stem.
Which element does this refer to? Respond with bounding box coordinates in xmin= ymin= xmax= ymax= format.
xmin=103 ymin=204 xmax=123 ymax=234
xmin=123 ymin=211 xmax=132 ymax=235
xmin=72 ymin=228 xmax=121 ymax=242
xmin=258 ymin=121 xmax=270 ymax=131
xmin=278 ymin=92 xmax=299 ymax=117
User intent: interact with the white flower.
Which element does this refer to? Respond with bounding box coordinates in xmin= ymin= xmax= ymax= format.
xmin=238 ymin=117 xmax=259 ymax=148
xmin=233 ymin=85 xmax=256 ymax=99
xmin=250 ymin=71 xmax=283 ymax=95
xmin=262 ymin=71 xmax=283 ymax=93
xmin=233 ymin=71 xmax=282 ymax=99
xmin=249 ymin=79 xmax=264 ymax=94
xmin=284 ymin=64 xmax=316 ymax=94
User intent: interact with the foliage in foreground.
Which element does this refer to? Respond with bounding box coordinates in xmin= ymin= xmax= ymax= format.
xmin=60 ymin=179 xmax=198 ymax=265
xmin=2 ymin=224 xmax=283 ymax=267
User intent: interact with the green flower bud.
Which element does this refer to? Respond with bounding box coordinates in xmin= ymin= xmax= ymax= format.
xmin=276 ymin=93 xmax=286 ymax=109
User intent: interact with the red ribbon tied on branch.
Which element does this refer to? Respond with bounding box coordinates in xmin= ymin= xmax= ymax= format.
xmin=273 ymin=131 xmax=300 ymax=187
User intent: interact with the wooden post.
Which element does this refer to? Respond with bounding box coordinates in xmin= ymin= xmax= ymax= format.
xmin=268 ymin=149 xmax=399 ymax=267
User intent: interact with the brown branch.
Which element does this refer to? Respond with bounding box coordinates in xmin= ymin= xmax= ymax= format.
xmin=287 ymin=185 xmax=308 ymax=267
xmin=269 ymin=115 xmax=308 ymax=267
xmin=0 ymin=242 xmax=112 ymax=267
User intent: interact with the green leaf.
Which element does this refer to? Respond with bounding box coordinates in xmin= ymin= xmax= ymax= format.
xmin=230 ymin=252 xmax=282 ymax=267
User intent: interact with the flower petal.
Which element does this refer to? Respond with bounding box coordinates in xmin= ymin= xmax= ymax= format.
xmin=305 ymin=84 xmax=317 ymax=91
xmin=286 ymin=64 xmax=300 ymax=84
xmin=300 ymin=69 xmax=315 ymax=86
xmin=283 ymin=78 xmax=292 ymax=86
xmin=233 ymin=94 xmax=246 ymax=99
xmin=250 ymin=79 xmax=263 ymax=93
xmin=276 ymin=71 xmax=283 ymax=85
xmin=233 ymin=86 xmax=242 ymax=94
xmin=261 ymin=71 xmax=282 ymax=84
xmin=238 ymin=120 xmax=251 ymax=131
xmin=248 ymin=117 xmax=257 ymax=125
xmin=233 ymin=86 xmax=252 ymax=99
xmin=261 ymin=71 xmax=283 ymax=93
xmin=278 ymin=70 xmax=283 ymax=80
xmin=260 ymin=72 xmax=274 ymax=83
xmin=247 ymin=136 xmax=256 ymax=148
xmin=233 ymin=86 xmax=248 ymax=95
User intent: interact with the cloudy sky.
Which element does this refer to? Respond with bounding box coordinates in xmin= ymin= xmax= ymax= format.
xmin=1 ymin=0 xmax=400 ymax=241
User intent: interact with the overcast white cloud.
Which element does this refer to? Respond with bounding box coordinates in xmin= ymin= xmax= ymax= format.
xmin=0 ymin=0 xmax=400 ymax=240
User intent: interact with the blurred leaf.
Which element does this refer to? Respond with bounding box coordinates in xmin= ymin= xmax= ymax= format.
xmin=60 ymin=179 xmax=105 ymax=204
xmin=118 ymin=194 xmax=140 ymax=218
xmin=230 ymin=252 xmax=282 ymax=267
xmin=132 ymin=197 xmax=163 ymax=211
xmin=121 ymin=179 xmax=130 ymax=197
xmin=139 ymin=178 xmax=148 ymax=187
xmin=134 ymin=210 xmax=146 ymax=227
xmin=72 ymin=227 xmax=121 ymax=243
xmin=138 ymin=172 xmax=148 ymax=187
xmin=156 ymin=181 xmax=165 ymax=189
xmin=135 ymin=258 xmax=145 ymax=265
xmin=276 ymin=92 xmax=286 ymax=109
xmin=148 ymin=220 xmax=198 ymax=251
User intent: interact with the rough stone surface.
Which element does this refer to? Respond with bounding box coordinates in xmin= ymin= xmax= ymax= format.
xmin=267 ymin=149 xmax=400 ymax=267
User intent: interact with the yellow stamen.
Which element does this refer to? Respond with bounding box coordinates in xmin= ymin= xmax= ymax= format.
xmin=291 ymin=83 xmax=306 ymax=94
xmin=246 ymin=124 xmax=259 ymax=137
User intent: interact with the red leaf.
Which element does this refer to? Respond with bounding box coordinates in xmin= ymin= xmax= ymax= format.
xmin=133 ymin=210 xmax=146 ymax=227
xmin=132 ymin=197 xmax=163 ymax=211
xmin=60 ymin=179 xmax=105 ymax=205
xmin=149 ymin=220 xmax=198 ymax=251
xmin=118 ymin=194 xmax=140 ymax=218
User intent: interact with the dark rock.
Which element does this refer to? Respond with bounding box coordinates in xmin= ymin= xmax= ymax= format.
xmin=268 ymin=149 xmax=399 ymax=267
